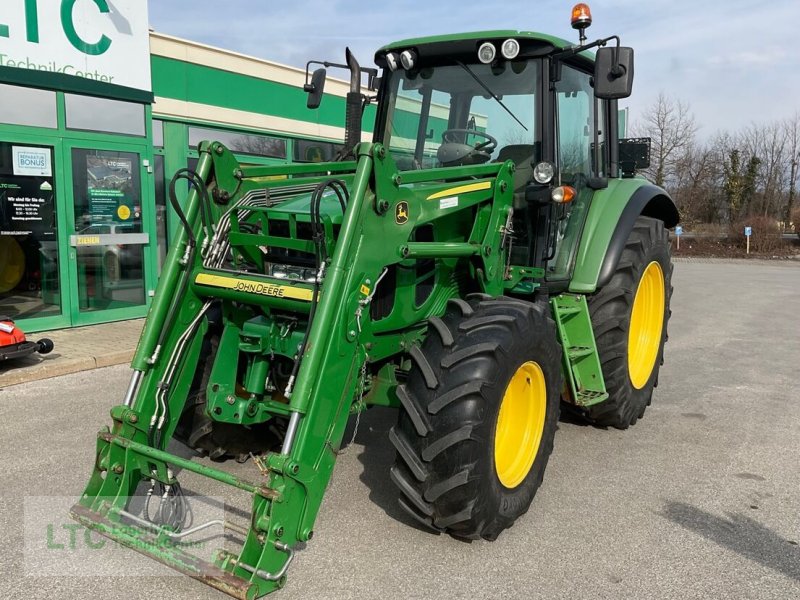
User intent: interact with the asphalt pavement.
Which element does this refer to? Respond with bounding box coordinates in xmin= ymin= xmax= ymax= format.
xmin=1 ymin=259 xmax=799 ymax=600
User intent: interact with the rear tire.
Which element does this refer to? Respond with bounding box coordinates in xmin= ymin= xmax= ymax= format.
xmin=585 ymin=216 xmax=673 ymax=428
xmin=390 ymin=296 xmax=562 ymax=540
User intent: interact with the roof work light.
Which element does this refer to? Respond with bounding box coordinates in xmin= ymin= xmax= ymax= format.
xmin=400 ymin=50 xmax=417 ymax=70
xmin=478 ymin=42 xmax=496 ymax=64
xmin=501 ymin=39 xmax=520 ymax=60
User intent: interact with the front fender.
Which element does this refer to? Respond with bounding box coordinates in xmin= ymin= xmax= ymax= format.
xmin=568 ymin=180 xmax=678 ymax=294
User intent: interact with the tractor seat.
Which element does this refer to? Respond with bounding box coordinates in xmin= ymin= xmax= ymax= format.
xmin=495 ymin=144 xmax=536 ymax=208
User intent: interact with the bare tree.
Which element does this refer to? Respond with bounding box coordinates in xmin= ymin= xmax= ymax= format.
xmin=784 ymin=112 xmax=800 ymax=225
xmin=740 ymin=122 xmax=786 ymax=218
xmin=671 ymin=142 xmax=719 ymax=224
xmin=634 ymin=93 xmax=698 ymax=188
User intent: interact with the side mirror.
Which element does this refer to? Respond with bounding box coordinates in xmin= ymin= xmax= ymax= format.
xmin=594 ymin=46 xmax=634 ymax=99
xmin=304 ymin=68 xmax=327 ymax=109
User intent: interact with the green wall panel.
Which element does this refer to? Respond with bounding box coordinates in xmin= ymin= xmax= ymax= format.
xmin=150 ymin=56 xmax=377 ymax=132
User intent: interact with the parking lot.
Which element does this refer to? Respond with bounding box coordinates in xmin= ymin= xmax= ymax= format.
xmin=1 ymin=258 xmax=799 ymax=600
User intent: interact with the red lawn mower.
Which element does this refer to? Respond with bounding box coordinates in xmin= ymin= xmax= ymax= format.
xmin=0 ymin=317 xmax=54 ymax=362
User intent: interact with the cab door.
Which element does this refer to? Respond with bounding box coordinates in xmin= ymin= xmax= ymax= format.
xmin=546 ymin=63 xmax=604 ymax=282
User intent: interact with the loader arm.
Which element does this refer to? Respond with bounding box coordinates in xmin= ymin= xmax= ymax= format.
xmin=73 ymin=140 xmax=515 ymax=598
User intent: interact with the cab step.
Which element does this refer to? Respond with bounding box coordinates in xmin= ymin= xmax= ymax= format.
xmin=551 ymin=294 xmax=608 ymax=407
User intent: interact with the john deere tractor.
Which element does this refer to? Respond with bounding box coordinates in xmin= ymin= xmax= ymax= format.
xmin=72 ymin=7 xmax=677 ymax=598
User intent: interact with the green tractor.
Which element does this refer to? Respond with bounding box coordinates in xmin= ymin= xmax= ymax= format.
xmin=72 ymin=7 xmax=677 ymax=599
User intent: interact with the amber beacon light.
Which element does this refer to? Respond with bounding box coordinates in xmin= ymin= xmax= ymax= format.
xmin=571 ymin=3 xmax=593 ymax=43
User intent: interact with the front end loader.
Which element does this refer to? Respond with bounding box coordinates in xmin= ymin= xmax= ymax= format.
xmin=73 ymin=7 xmax=678 ymax=598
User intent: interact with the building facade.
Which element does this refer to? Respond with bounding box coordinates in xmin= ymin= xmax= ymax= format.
xmin=0 ymin=2 xmax=368 ymax=333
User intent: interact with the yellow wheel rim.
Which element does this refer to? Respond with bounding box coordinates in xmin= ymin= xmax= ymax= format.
xmin=494 ymin=361 xmax=547 ymax=489
xmin=627 ymin=261 xmax=665 ymax=389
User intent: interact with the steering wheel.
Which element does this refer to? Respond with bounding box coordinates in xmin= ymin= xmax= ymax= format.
xmin=438 ymin=129 xmax=498 ymax=166
xmin=442 ymin=129 xmax=498 ymax=153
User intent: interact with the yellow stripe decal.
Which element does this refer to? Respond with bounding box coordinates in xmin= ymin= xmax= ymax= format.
xmin=426 ymin=181 xmax=492 ymax=200
xmin=195 ymin=273 xmax=314 ymax=302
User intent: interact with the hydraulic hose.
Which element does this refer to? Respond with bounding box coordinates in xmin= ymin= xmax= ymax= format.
xmin=149 ymin=170 xmax=211 ymax=364
xmin=284 ymin=179 xmax=349 ymax=402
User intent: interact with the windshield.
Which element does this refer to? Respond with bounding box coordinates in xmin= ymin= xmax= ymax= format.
xmin=381 ymin=60 xmax=540 ymax=170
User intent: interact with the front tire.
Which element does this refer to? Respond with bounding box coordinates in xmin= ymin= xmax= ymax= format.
xmin=390 ymin=296 xmax=562 ymax=540
xmin=175 ymin=330 xmax=281 ymax=462
xmin=585 ymin=216 xmax=673 ymax=428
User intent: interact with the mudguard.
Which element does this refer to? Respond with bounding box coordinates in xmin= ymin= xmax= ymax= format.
xmin=569 ymin=180 xmax=678 ymax=294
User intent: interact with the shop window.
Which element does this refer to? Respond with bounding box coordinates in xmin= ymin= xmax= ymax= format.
xmin=0 ymin=142 xmax=61 ymax=319
xmin=65 ymin=94 xmax=146 ymax=136
xmin=153 ymin=119 xmax=165 ymax=148
xmin=71 ymin=149 xmax=143 ymax=234
xmin=0 ymin=84 xmax=57 ymax=129
xmin=293 ymin=139 xmax=343 ymax=163
xmin=188 ymin=126 xmax=286 ymax=159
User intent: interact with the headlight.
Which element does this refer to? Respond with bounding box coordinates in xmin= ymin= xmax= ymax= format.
xmin=385 ymin=52 xmax=399 ymax=71
xmin=400 ymin=50 xmax=416 ymax=70
xmin=501 ymin=39 xmax=520 ymax=60
xmin=533 ymin=161 xmax=555 ymax=184
xmin=478 ymin=42 xmax=496 ymax=64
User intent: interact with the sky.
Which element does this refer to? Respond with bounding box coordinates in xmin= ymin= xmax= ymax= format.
xmin=147 ymin=0 xmax=799 ymax=138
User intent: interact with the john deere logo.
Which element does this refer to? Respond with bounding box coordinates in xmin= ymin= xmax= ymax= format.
xmin=395 ymin=201 xmax=409 ymax=225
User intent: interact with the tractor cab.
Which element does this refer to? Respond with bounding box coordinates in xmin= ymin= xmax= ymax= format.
xmin=371 ymin=24 xmax=635 ymax=287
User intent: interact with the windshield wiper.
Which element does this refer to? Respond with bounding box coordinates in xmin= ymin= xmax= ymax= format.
xmin=456 ymin=60 xmax=528 ymax=132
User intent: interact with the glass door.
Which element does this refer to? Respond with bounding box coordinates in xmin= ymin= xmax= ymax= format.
xmin=0 ymin=137 xmax=69 ymax=330
xmin=65 ymin=142 xmax=154 ymax=325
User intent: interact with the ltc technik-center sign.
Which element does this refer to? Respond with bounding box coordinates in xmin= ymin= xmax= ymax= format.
xmin=0 ymin=0 xmax=151 ymax=102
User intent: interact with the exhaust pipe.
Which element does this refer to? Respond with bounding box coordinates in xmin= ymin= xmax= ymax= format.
xmin=342 ymin=48 xmax=363 ymax=159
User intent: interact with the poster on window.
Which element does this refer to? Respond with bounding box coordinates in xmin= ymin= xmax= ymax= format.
xmin=0 ymin=176 xmax=56 ymax=237
xmin=12 ymin=146 xmax=53 ymax=177
xmin=86 ymin=156 xmax=135 ymax=227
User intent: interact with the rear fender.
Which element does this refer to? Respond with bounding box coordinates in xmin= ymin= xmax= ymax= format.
xmin=569 ymin=181 xmax=678 ymax=294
